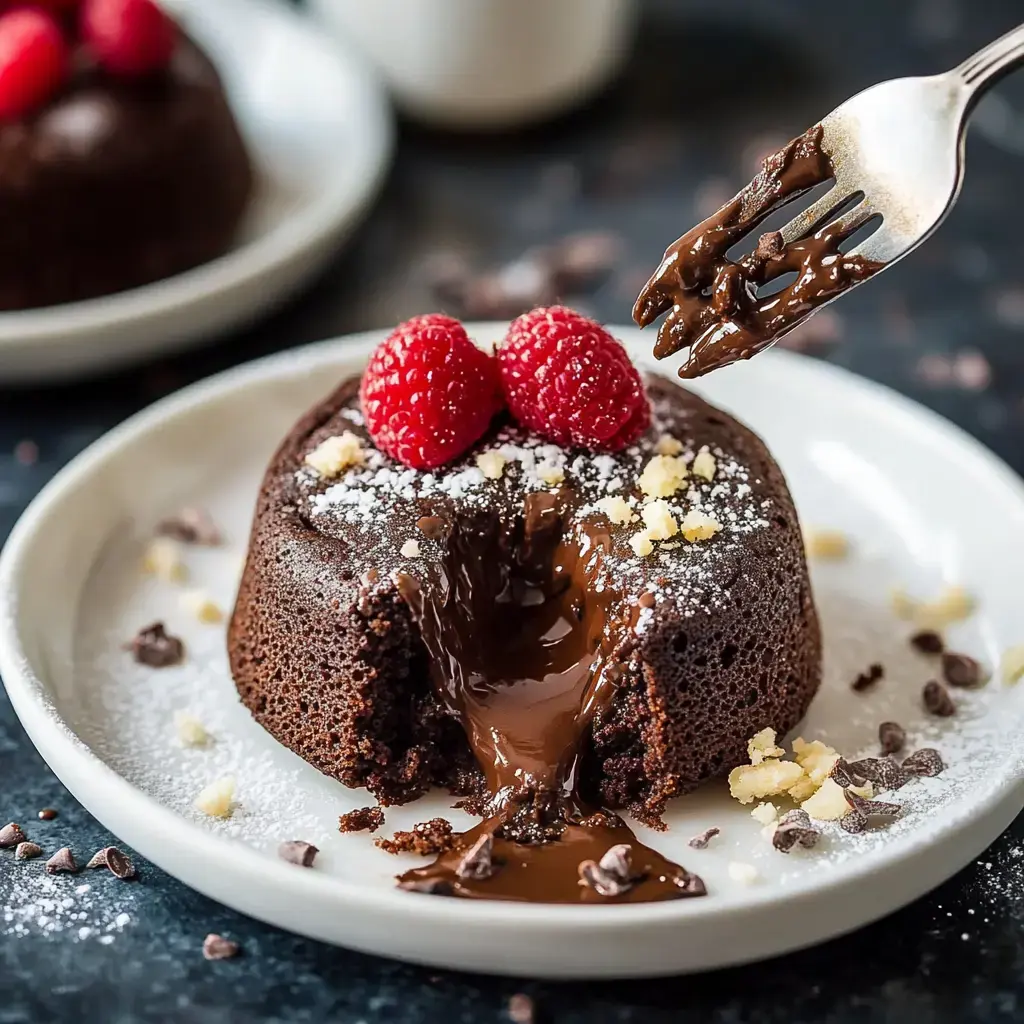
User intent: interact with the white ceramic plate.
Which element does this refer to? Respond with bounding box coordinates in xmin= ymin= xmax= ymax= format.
xmin=2 ymin=326 xmax=1024 ymax=979
xmin=0 ymin=0 xmax=393 ymax=384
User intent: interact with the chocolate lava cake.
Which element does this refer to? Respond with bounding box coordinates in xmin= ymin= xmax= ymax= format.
xmin=0 ymin=36 xmax=252 ymax=310
xmin=229 ymin=373 xmax=822 ymax=830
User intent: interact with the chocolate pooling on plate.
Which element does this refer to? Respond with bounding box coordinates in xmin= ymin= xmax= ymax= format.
xmin=395 ymin=490 xmax=705 ymax=904
xmin=633 ymin=125 xmax=883 ymax=378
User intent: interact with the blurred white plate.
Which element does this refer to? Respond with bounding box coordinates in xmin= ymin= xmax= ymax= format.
xmin=0 ymin=0 xmax=393 ymax=384
xmin=2 ymin=328 xmax=1024 ymax=977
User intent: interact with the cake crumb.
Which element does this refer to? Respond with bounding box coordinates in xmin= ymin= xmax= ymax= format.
xmin=629 ymin=530 xmax=654 ymax=558
xmin=305 ymin=432 xmax=365 ymax=478
xmin=594 ymin=495 xmax=636 ymax=525
xmin=638 ymin=454 xmax=688 ymax=498
xmin=338 ymin=806 xmax=385 ymax=834
xmin=728 ymin=862 xmax=758 ymax=886
xmin=194 ymin=777 xmax=235 ymax=818
xmin=804 ymin=526 xmax=850 ymax=560
xmin=641 ymin=499 xmax=678 ymax=540
xmin=537 ymin=462 xmax=565 ymax=486
xmin=679 ymin=509 xmax=722 ymax=542
xmin=691 ymin=446 xmax=717 ymax=481
xmin=400 ymin=539 xmax=421 ymax=558
xmin=174 ymin=711 xmax=211 ymax=748
xmin=476 ymin=451 xmax=507 ymax=480
xmin=141 ymin=537 xmax=187 ymax=583
xmin=180 ymin=590 xmax=224 ymax=625
xmin=375 ymin=818 xmax=456 ymax=856
xmin=1001 ymin=645 xmax=1024 ymax=684
xmin=750 ymin=801 xmax=778 ymax=825
xmin=748 ymin=727 xmax=784 ymax=765
xmin=654 ymin=435 xmax=684 ymax=456
xmin=728 ymin=759 xmax=804 ymax=804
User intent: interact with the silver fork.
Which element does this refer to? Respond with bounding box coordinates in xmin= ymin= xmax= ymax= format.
xmin=781 ymin=22 xmax=1024 ymax=267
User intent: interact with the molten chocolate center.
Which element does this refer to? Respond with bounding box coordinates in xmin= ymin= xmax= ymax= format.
xmin=396 ymin=491 xmax=705 ymax=903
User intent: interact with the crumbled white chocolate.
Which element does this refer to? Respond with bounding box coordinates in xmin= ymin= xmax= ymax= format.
xmin=629 ymin=530 xmax=654 ymax=558
xmin=748 ymin=727 xmax=785 ymax=765
xmin=750 ymin=801 xmax=778 ymax=825
xmin=890 ymin=584 xmax=974 ymax=629
xmin=305 ymin=432 xmax=365 ymax=479
xmin=788 ymin=738 xmax=840 ymax=802
xmin=1002 ymin=644 xmax=1024 ymax=684
xmin=680 ymin=509 xmax=722 ymax=543
xmin=174 ymin=711 xmax=211 ymax=748
xmin=641 ymin=499 xmax=678 ymax=540
xmin=727 ymin=862 xmax=759 ymax=886
xmin=400 ymin=539 xmax=421 ymax=558
xmin=537 ymin=462 xmax=565 ymax=486
xmin=194 ymin=777 xmax=235 ymax=818
xmin=180 ymin=590 xmax=224 ymax=625
xmin=594 ymin=495 xmax=636 ymax=525
xmin=804 ymin=527 xmax=850 ymax=560
xmin=654 ymin=435 xmax=684 ymax=456
xmin=141 ymin=537 xmax=187 ymax=583
xmin=638 ymin=454 xmax=688 ymax=499
xmin=801 ymin=778 xmax=850 ymax=820
xmin=691 ymin=446 xmax=716 ymax=482
xmin=728 ymin=759 xmax=804 ymax=804
xmin=476 ymin=451 xmax=507 ymax=480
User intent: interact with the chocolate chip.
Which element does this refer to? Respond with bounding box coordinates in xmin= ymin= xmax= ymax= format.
xmin=638 ymin=591 xmax=656 ymax=609
xmin=673 ymin=870 xmax=708 ymax=897
xmin=910 ymin=630 xmax=944 ymax=654
xmin=278 ymin=841 xmax=318 ymax=868
xmin=397 ymin=876 xmax=453 ymax=896
xmin=15 ymin=842 xmax=42 ymax=860
xmin=0 ymin=822 xmax=26 ymax=848
xmin=829 ymin=758 xmax=863 ymax=789
xmin=839 ymin=810 xmax=867 ymax=834
xmin=45 ymin=847 xmax=77 ymax=874
xmin=923 ymin=680 xmax=956 ymax=716
xmin=157 ymin=507 xmax=222 ymax=545
xmin=846 ymin=756 xmax=910 ymax=792
xmin=202 ymin=934 xmax=240 ymax=960
xmin=878 ymin=721 xmax=906 ymax=755
xmin=941 ymin=652 xmax=985 ymax=687
xmin=416 ymin=516 xmax=446 ymax=541
xmin=578 ymin=843 xmax=636 ymax=897
xmin=845 ymin=790 xmax=902 ymax=819
xmin=851 ymin=663 xmax=884 ymax=691
xmin=126 ymin=622 xmax=185 ymax=668
xmin=37 ymin=808 xmax=57 ymax=821
xmin=687 ymin=827 xmax=720 ymax=849
xmin=455 ymin=833 xmax=496 ymax=881
xmin=772 ymin=809 xmax=820 ymax=853
xmin=508 ymin=993 xmax=537 ymax=1024
xmin=85 ymin=847 xmax=131 ymax=876
xmin=902 ymin=747 xmax=946 ymax=777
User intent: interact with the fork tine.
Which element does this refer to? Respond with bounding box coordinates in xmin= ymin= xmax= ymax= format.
xmin=778 ymin=184 xmax=850 ymax=245
xmin=827 ymin=197 xmax=878 ymax=241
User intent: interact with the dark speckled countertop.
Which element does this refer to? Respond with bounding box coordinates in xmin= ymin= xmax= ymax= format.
xmin=5 ymin=0 xmax=1024 ymax=1020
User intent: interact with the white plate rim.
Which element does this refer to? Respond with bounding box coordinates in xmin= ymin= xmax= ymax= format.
xmin=0 ymin=0 xmax=394 ymax=380
xmin=2 ymin=328 xmax=1023 ymax=976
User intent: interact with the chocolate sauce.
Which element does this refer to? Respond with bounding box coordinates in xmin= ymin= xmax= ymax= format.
xmin=395 ymin=491 xmax=705 ymax=903
xmin=633 ymin=125 xmax=883 ymax=378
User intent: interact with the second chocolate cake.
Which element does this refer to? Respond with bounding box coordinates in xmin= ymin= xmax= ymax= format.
xmin=229 ymin=372 xmax=821 ymax=901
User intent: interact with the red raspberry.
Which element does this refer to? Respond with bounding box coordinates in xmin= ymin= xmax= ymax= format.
xmin=497 ymin=306 xmax=650 ymax=450
xmin=80 ymin=0 xmax=176 ymax=77
xmin=0 ymin=9 xmax=68 ymax=122
xmin=360 ymin=314 xmax=503 ymax=470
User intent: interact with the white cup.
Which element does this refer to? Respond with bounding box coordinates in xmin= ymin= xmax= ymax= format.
xmin=309 ymin=0 xmax=638 ymax=129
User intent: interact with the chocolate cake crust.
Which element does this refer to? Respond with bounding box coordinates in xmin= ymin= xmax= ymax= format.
xmin=229 ymin=373 xmax=822 ymax=831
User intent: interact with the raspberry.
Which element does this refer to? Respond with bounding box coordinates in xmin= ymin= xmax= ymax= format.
xmin=0 ymin=9 xmax=68 ymax=122
xmin=497 ymin=306 xmax=650 ymax=450
xmin=81 ymin=0 xmax=176 ymax=77
xmin=360 ymin=314 xmax=503 ymax=470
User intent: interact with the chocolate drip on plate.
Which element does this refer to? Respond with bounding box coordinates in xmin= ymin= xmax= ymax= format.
xmin=633 ymin=125 xmax=883 ymax=378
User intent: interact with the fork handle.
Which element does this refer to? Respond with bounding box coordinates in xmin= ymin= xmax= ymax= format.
xmin=955 ymin=22 xmax=1024 ymax=98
